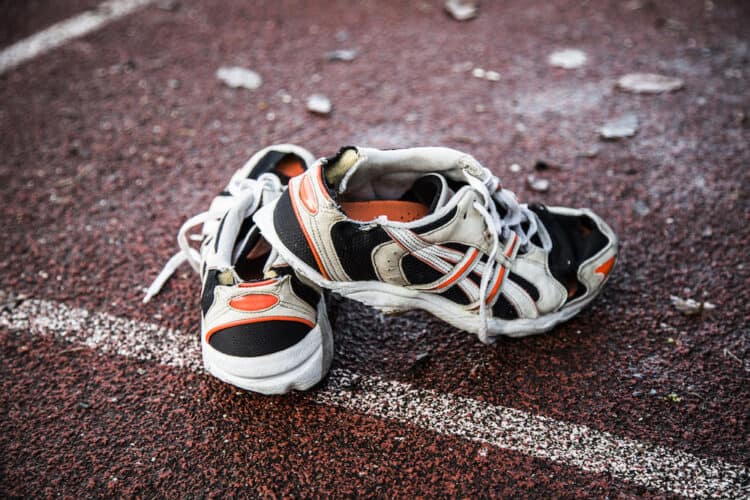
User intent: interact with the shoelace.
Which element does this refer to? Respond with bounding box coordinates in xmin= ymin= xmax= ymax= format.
xmin=142 ymin=173 xmax=283 ymax=303
xmin=465 ymin=168 xmax=552 ymax=340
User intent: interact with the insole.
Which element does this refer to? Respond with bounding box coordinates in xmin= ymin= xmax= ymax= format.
xmin=340 ymin=200 xmax=430 ymax=223
xmin=276 ymin=157 xmax=305 ymax=178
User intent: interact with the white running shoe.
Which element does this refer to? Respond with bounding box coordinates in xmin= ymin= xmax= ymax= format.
xmin=145 ymin=144 xmax=333 ymax=393
xmin=254 ymin=146 xmax=618 ymax=344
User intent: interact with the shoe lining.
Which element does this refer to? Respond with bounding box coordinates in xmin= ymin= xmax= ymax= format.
xmin=340 ymin=200 xmax=430 ymax=223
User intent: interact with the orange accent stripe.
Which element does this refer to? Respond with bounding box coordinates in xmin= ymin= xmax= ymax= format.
xmin=299 ymin=174 xmax=318 ymax=214
xmin=482 ymin=234 xmax=517 ymax=304
xmin=434 ymin=248 xmax=479 ymax=290
xmin=289 ymin=174 xmax=331 ymax=280
xmin=595 ymin=255 xmax=616 ymax=277
xmin=229 ymin=294 xmax=279 ymax=312
xmin=505 ymin=233 xmax=518 ymax=257
xmin=238 ymin=279 xmax=277 ymax=288
xmin=485 ymin=266 xmax=506 ymax=304
xmin=205 ymin=316 xmax=315 ymax=342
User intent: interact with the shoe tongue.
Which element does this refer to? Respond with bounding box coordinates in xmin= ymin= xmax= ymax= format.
xmin=323 ymin=147 xmax=359 ymax=191
xmin=247 ymin=151 xmax=306 ymax=182
xmin=402 ymin=173 xmax=453 ymax=214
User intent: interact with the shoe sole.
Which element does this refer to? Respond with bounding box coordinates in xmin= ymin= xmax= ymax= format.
xmin=255 ymin=201 xmax=611 ymax=341
xmin=201 ymin=298 xmax=334 ymax=394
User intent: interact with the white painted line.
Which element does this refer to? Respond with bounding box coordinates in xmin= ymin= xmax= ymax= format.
xmin=0 ymin=0 xmax=155 ymax=75
xmin=2 ymin=298 xmax=748 ymax=497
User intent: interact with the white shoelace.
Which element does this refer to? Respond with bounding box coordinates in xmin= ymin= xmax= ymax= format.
xmin=465 ymin=168 xmax=552 ymax=339
xmin=142 ymin=173 xmax=283 ymax=303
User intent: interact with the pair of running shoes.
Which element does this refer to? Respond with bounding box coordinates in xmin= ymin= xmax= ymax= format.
xmin=145 ymin=144 xmax=618 ymax=395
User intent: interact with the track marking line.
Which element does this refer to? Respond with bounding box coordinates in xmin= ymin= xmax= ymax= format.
xmin=0 ymin=0 xmax=155 ymax=75
xmin=2 ymin=298 xmax=748 ymax=497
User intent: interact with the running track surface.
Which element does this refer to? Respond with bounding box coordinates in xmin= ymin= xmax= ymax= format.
xmin=1 ymin=0 xmax=749 ymax=497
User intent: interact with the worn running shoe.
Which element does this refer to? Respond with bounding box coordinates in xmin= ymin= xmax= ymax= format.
xmin=254 ymin=146 xmax=617 ymax=344
xmin=144 ymin=144 xmax=333 ymax=393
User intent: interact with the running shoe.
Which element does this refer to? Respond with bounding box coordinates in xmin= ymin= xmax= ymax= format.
xmin=254 ymin=146 xmax=618 ymax=344
xmin=144 ymin=144 xmax=333 ymax=393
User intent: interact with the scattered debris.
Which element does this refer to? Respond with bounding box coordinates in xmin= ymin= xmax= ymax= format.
xmin=578 ymin=145 xmax=600 ymax=158
xmin=156 ymin=0 xmax=180 ymax=11
xmin=415 ymin=352 xmax=431 ymax=363
xmin=471 ymin=67 xmax=500 ymax=82
xmin=167 ymin=78 xmax=180 ymax=89
xmin=633 ymin=200 xmax=650 ymax=216
xmin=306 ymin=94 xmax=332 ymax=115
xmin=723 ymin=348 xmax=742 ymax=365
xmin=325 ymin=49 xmax=358 ymax=62
xmin=617 ymin=73 xmax=684 ymax=94
xmin=622 ymin=0 xmax=646 ymax=11
xmin=547 ymin=49 xmax=587 ymax=69
xmin=600 ymin=113 xmax=639 ymax=139
xmin=444 ymin=0 xmax=479 ymax=21
xmin=216 ymin=66 xmax=262 ymax=90
xmin=509 ymin=163 xmax=522 ymax=173
xmin=670 ymin=295 xmax=716 ymax=315
xmin=78 ymin=401 xmax=92 ymax=409
xmin=526 ymin=175 xmax=550 ymax=192
xmin=485 ymin=70 xmax=501 ymax=81
xmin=451 ymin=61 xmax=474 ymax=72
xmin=664 ymin=393 xmax=682 ymax=403
xmin=648 ymin=389 xmax=657 ymax=396
xmin=58 ymin=346 xmax=88 ymax=355
xmin=471 ymin=67 xmax=486 ymax=78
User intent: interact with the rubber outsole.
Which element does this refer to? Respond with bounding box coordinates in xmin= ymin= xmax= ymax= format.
xmin=201 ymin=298 xmax=333 ymax=395
xmin=254 ymin=201 xmax=612 ymax=343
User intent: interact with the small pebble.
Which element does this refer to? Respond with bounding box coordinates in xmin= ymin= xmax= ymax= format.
xmin=670 ymin=295 xmax=716 ymax=315
xmin=444 ymin=0 xmax=479 ymax=21
xmin=547 ymin=49 xmax=588 ymax=69
xmin=617 ymin=73 xmax=684 ymax=94
xmin=485 ymin=70 xmax=501 ymax=81
xmin=509 ymin=163 xmax=522 ymax=173
xmin=216 ymin=66 xmax=262 ymax=90
xmin=578 ymin=145 xmax=600 ymax=158
xmin=325 ymin=49 xmax=358 ymax=62
xmin=306 ymin=94 xmax=332 ymax=115
xmin=600 ymin=113 xmax=639 ymax=139
xmin=526 ymin=175 xmax=550 ymax=192
xmin=157 ymin=0 xmax=180 ymax=11
xmin=471 ymin=67 xmax=486 ymax=79
xmin=451 ymin=61 xmax=474 ymax=73
xmin=633 ymin=200 xmax=650 ymax=216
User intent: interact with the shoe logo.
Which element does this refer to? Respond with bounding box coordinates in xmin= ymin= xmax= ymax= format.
xmin=384 ymin=227 xmax=518 ymax=305
xmin=595 ymin=255 xmax=616 ymax=278
xmin=229 ymin=293 xmax=279 ymax=312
